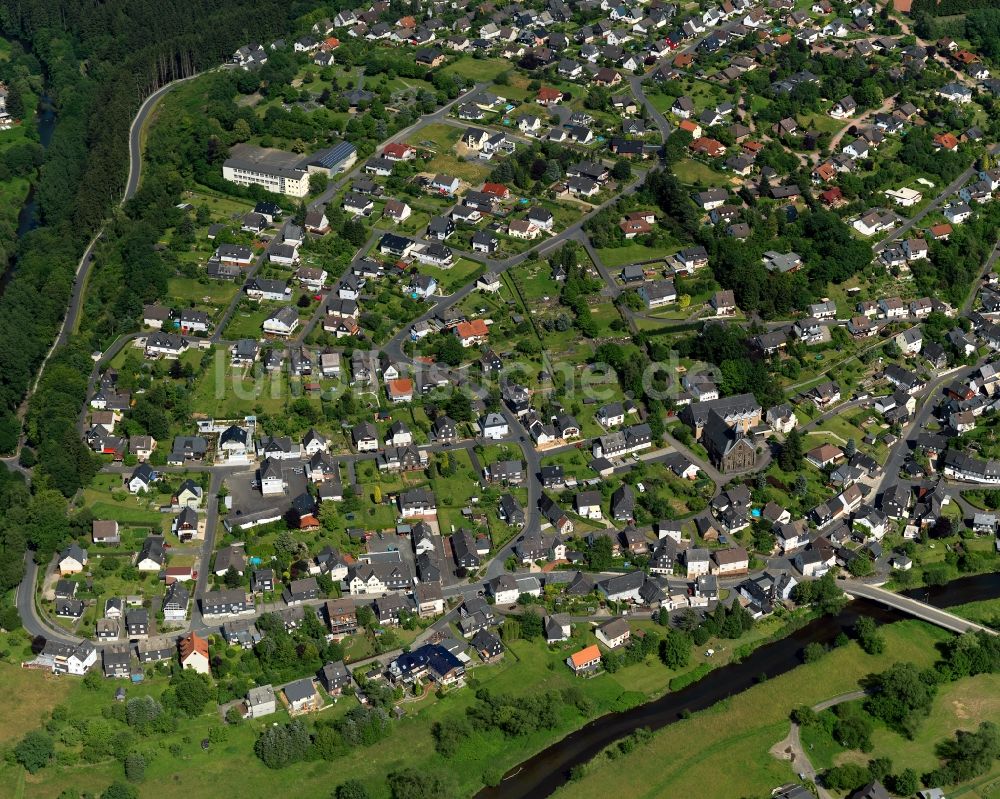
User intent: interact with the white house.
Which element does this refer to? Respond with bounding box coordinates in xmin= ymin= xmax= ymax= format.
xmin=480 ymin=413 xmax=509 ymax=440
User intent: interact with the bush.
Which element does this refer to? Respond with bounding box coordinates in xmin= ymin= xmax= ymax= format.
xmin=669 ymin=663 xmax=712 ymax=691
xmin=855 ymin=616 xmax=885 ymax=655
xmin=335 ymin=779 xmax=370 ymax=799
xmin=387 ymin=767 xmax=447 ymax=799
xmin=803 ymin=642 xmax=827 ymax=663
xmin=14 ymin=730 xmax=54 ymax=773
xmin=823 ymin=763 xmax=871 ymax=792
xmin=124 ymin=752 xmax=145 ymax=782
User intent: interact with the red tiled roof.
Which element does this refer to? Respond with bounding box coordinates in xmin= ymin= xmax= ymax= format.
xmin=570 ymin=644 xmax=601 ymax=667
xmin=179 ymin=632 xmax=209 ymax=661
xmin=387 ymin=378 xmax=414 ymax=397
xmin=455 ymin=319 xmax=489 ymax=339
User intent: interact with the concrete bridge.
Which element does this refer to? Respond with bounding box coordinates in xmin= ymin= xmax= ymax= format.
xmin=844 ymin=581 xmax=997 ymax=636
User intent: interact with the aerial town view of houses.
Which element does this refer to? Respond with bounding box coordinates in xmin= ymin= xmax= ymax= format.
xmin=2 ymin=0 xmax=1000 ymax=797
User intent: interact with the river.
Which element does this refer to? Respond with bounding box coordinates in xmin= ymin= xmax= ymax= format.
xmin=476 ymin=573 xmax=1000 ymax=799
xmin=14 ymin=95 xmax=56 ymax=239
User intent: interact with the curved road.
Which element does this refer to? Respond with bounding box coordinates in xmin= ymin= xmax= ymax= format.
xmin=7 ymin=72 xmax=205 ymax=471
xmin=13 ymin=73 xmax=206 ymax=645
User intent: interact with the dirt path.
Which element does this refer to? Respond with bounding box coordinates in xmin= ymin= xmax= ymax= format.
xmin=770 ymin=690 xmax=869 ymax=798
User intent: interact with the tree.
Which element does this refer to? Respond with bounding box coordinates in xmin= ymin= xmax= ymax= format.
xmin=5 ymin=82 xmax=24 ymax=120
xmin=14 ymin=730 xmax=54 ymax=773
xmin=854 ymin=616 xmax=885 ymax=655
xmin=779 ymin=429 xmax=803 ymax=471
xmin=889 ymin=768 xmax=919 ymax=796
xmin=587 ymin=535 xmax=614 ymax=571
xmin=444 ymin=390 xmax=473 ymax=422
xmin=926 ymin=722 xmax=1000 ymax=786
xmin=666 ymin=608 xmax=697 ymax=633
xmin=432 ymin=333 xmax=464 ymax=367
xmin=931 ymin=517 xmax=953 ymax=540
xmin=124 ymin=752 xmax=146 ymax=782
xmin=432 ymin=718 xmax=470 ymax=758
xmin=310 ymin=173 xmax=329 ymax=196
xmin=848 ymin=552 xmax=874 ymax=578
xmin=803 ymin=642 xmax=827 ymax=663
xmin=791 ymin=572 xmax=846 ymax=616
xmin=101 ymin=784 xmax=138 ymax=799
xmin=520 ymin=610 xmax=544 ymax=639
xmin=254 ymin=721 xmax=312 ymax=769
xmin=660 ymin=629 xmax=692 ymax=669
xmin=611 ymin=160 xmax=631 ymax=181
xmin=335 ymin=780 xmax=370 ymax=799
xmin=169 ymin=669 xmax=212 ymax=717
xmin=864 ymin=662 xmax=936 ymax=738
xmin=223 ymin=565 xmax=243 ymax=588
xmin=823 ymin=763 xmax=871 ymax=792
xmin=356 ymin=604 xmax=376 ymax=629
xmin=387 ymin=768 xmax=447 ymax=799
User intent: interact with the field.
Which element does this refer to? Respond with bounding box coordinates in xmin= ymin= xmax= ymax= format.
xmin=0 ymin=663 xmax=74 ymax=747
xmin=551 ymin=620 xmax=951 ymax=799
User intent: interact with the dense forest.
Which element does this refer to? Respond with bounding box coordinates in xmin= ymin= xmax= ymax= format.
xmin=0 ymin=0 xmax=323 ymax=600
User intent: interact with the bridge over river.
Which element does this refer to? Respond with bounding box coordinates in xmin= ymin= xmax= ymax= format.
xmin=843 ymin=580 xmax=997 ymax=636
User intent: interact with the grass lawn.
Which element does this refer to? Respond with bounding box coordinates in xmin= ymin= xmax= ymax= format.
xmin=222 ymin=302 xmax=274 ymax=340
xmin=596 ymin=242 xmax=678 ymax=269
xmin=951 ymin=597 xmax=1000 ymax=627
xmin=87 ymin=502 xmax=169 ymax=530
xmin=188 ymin=361 xmax=325 ymax=418
xmin=0 ymin=662 xmax=74 ymax=747
xmin=420 ymin=256 xmax=484 ymax=295
xmin=796 ymin=110 xmax=843 ymax=136
xmin=1 ymin=611 xmax=964 ymax=799
xmin=865 ymin=672 xmax=1000 ymax=775
xmin=438 ymin=56 xmax=513 ymax=82
xmin=672 ymin=157 xmax=728 ymax=187
xmin=552 ymin=620 xmax=951 ymax=799
xmin=166 ymin=277 xmax=239 ymax=306
xmin=406 ymin=123 xmax=492 ymax=185
xmin=5 ymin=633 xmax=663 ymax=799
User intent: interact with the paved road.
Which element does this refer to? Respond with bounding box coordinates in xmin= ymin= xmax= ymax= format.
xmin=872 ymin=358 xmax=985 ymax=500
xmin=124 ymin=75 xmax=203 ymax=202
xmin=5 ymin=73 xmax=204 ymax=469
xmin=190 ymin=470 xmax=225 ymax=629
xmin=961 ymin=236 xmax=1000 ymax=317
xmin=873 ymin=144 xmax=999 ymax=253
xmin=17 ymin=553 xmax=82 ymax=646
